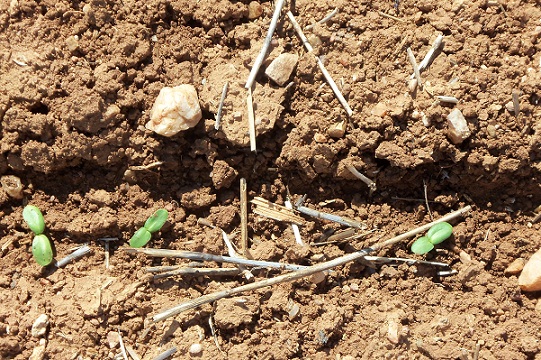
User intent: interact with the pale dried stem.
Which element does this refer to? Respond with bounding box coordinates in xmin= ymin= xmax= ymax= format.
xmin=152 ymin=206 xmax=471 ymax=323
xmin=240 ymin=178 xmax=249 ymax=256
xmin=407 ymin=47 xmax=422 ymax=87
xmin=125 ymin=248 xmax=307 ymax=271
xmin=346 ymin=165 xmax=376 ymax=196
xmin=215 ymin=81 xmax=229 ymax=130
xmin=286 ymin=11 xmax=353 ymax=116
xmin=245 ymin=0 xmax=287 ymax=89
xmin=247 ymin=87 xmax=257 ymax=152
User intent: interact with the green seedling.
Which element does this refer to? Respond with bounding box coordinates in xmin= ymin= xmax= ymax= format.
xmin=32 ymin=234 xmax=53 ymax=266
xmin=144 ymin=209 xmax=169 ymax=233
xmin=411 ymin=222 xmax=453 ymax=255
xmin=129 ymin=209 xmax=169 ymax=248
xmin=23 ymin=205 xmax=45 ymax=235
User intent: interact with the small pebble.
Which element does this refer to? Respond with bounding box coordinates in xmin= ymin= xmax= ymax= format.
xmin=265 ymin=53 xmax=299 ymax=86
xmin=107 ymin=331 xmax=120 ymax=348
xmin=327 ymin=120 xmax=347 ymax=138
xmin=247 ymin=1 xmax=263 ymax=19
xmin=145 ymin=85 xmax=202 ymax=137
xmin=446 ymin=108 xmax=471 ymax=144
xmin=371 ymin=102 xmax=388 ymax=117
xmin=387 ymin=317 xmax=400 ymax=344
xmin=504 ymin=258 xmax=525 ymax=276
xmin=189 ymin=343 xmax=202 ymax=355
xmin=31 ymin=314 xmax=49 ymax=338
xmin=518 ymin=248 xmax=541 ymax=292
xmin=29 ymin=339 xmax=46 ymax=360
xmin=310 ymin=271 xmax=326 ymax=284
xmin=0 ymin=175 xmax=23 ymax=199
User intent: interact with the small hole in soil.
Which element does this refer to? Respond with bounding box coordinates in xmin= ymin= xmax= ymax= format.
xmin=30 ymin=102 xmax=49 ymax=115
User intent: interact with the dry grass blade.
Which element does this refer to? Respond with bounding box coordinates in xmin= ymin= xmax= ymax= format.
xmin=153 ymin=267 xmax=241 ymax=280
xmin=251 ymin=197 xmax=305 ymax=225
xmin=152 ymin=206 xmax=472 ymax=323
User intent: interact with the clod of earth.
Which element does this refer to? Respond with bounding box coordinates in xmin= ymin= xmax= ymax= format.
xmin=145 ymin=85 xmax=202 ymax=137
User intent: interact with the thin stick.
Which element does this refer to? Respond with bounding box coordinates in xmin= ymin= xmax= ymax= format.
xmin=245 ymin=0 xmax=287 ymax=89
xmin=125 ymin=345 xmax=142 ymax=360
xmin=153 ymin=267 xmax=241 ymax=280
xmin=125 ymin=248 xmax=307 ymax=271
xmin=377 ymin=10 xmax=406 ymax=22
xmin=240 ymin=178 xmax=248 ymax=256
xmin=129 ymin=161 xmax=163 ymax=171
xmin=152 ymin=206 xmax=471 ymax=322
xmin=118 ymin=329 xmax=128 ymax=360
xmin=346 ymin=165 xmax=377 ymax=196
xmin=297 ymin=205 xmax=364 ymax=228
xmin=305 ymin=7 xmax=339 ymax=30
xmin=286 ymin=11 xmax=353 ymax=117
xmin=215 ymin=81 xmax=229 ymax=130
xmin=363 ymin=255 xmax=450 ymax=267
xmin=410 ymin=34 xmax=444 ymax=79
xmin=436 ymin=95 xmax=459 ymax=104
xmin=209 ymin=313 xmax=224 ymax=355
xmin=285 ymin=200 xmax=304 ymax=245
xmin=423 ymin=180 xmax=433 ymax=221
xmin=55 ymin=245 xmax=91 ymax=268
xmin=247 ymin=87 xmax=257 ymax=152
xmin=512 ymin=90 xmax=520 ymax=117
xmin=152 ymin=347 xmax=177 ymax=360
xmin=407 ymin=47 xmax=422 ymax=87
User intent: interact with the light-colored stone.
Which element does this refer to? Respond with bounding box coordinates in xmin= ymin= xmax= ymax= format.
xmin=504 ymin=258 xmax=526 ymax=275
xmin=247 ymin=1 xmax=262 ymax=19
xmin=189 ymin=343 xmax=202 ymax=355
xmin=327 ymin=120 xmax=347 ymax=138
xmin=145 ymin=85 xmax=202 ymax=137
xmin=446 ymin=108 xmax=471 ymax=144
xmin=107 ymin=331 xmax=120 ymax=348
xmin=518 ymin=248 xmax=541 ymax=292
xmin=371 ymin=102 xmax=388 ymax=117
xmin=29 ymin=339 xmax=46 ymax=360
xmin=265 ymin=53 xmax=299 ymax=86
xmin=31 ymin=314 xmax=49 ymax=338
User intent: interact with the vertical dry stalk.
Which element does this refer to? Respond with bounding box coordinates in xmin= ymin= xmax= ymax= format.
xmin=240 ymin=178 xmax=248 ymax=256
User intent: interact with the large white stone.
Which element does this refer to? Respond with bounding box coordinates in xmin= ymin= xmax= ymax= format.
xmin=146 ymin=84 xmax=202 ymax=137
xmin=446 ymin=108 xmax=471 ymax=144
xmin=31 ymin=314 xmax=49 ymax=338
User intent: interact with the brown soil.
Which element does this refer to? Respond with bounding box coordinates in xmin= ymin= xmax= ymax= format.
xmin=1 ymin=0 xmax=541 ymax=359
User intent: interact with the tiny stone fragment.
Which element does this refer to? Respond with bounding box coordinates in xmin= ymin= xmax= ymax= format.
xmin=247 ymin=1 xmax=263 ymax=19
xmin=327 ymin=120 xmax=347 ymax=138
xmin=387 ymin=317 xmax=400 ymax=344
xmin=265 ymin=53 xmax=299 ymax=86
xmin=29 ymin=339 xmax=46 ymax=360
xmin=146 ymin=85 xmax=202 ymax=137
xmin=504 ymin=258 xmax=525 ymax=275
xmin=31 ymin=314 xmax=49 ymax=338
xmin=107 ymin=331 xmax=120 ymax=348
xmin=371 ymin=102 xmax=388 ymax=117
xmin=518 ymin=248 xmax=541 ymax=292
xmin=446 ymin=108 xmax=471 ymax=144
xmin=310 ymin=271 xmax=326 ymax=284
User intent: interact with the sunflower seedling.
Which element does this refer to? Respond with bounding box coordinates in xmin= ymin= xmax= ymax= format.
xmin=129 ymin=209 xmax=168 ymax=248
xmin=411 ymin=222 xmax=453 ymax=255
xmin=23 ymin=205 xmax=54 ymax=266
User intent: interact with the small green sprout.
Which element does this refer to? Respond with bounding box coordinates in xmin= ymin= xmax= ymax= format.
xmin=23 ymin=205 xmax=54 ymax=266
xmin=129 ymin=209 xmax=169 ymax=248
xmin=411 ymin=222 xmax=453 ymax=255
xmin=32 ymin=234 xmax=53 ymax=266
xmin=23 ymin=205 xmax=45 ymax=235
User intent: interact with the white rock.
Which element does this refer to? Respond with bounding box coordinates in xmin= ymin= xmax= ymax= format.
xmin=265 ymin=53 xmax=299 ymax=86
xmin=446 ymin=108 xmax=471 ymax=144
xmin=189 ymin=343 xmax=202 ymax=355
xmin=29 ymin=339 xmax=46 ymax=360
xmin=146 ymin=85 xmax=202 ymax=137
xmin=106 ymin=331 xmax=120 ymax=348
xmin=518 ymin=248 xmax=541 ymax=292
xmin=31 ymin=314 xmax=49 ymax=338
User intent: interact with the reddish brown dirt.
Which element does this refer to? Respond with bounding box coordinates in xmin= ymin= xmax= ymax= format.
xmin=1 ymin=0 xmax=541 ymax=359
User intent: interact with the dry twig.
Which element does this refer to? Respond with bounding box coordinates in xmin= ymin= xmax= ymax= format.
xmin=152 ymin=206 xmax=471 ymax=322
